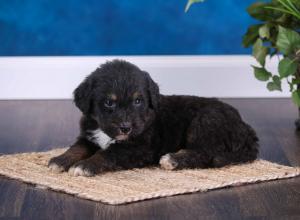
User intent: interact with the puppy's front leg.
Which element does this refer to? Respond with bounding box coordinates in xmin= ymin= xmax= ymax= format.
xmin=68 ymin=144 xmax=154 ymax=177
xmin=48 ymin=139 xmax=98 ymax=173
xmin=68 ymin=149 xmax=114 ymax=176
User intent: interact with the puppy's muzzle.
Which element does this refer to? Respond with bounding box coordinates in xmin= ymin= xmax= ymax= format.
xmin=119 ymin=122 xmax=132 ymax=135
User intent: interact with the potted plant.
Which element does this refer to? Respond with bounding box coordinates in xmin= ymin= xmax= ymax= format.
xmin=186 ymin=0 xmax=300 ymax=129
xmin=243 ymin=0 xmax=300 ymax=129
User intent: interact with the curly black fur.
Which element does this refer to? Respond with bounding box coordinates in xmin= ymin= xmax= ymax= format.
xmin=48 ymin=60 xmax=259 ymax=176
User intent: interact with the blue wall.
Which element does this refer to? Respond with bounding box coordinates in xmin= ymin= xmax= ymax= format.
xmin=0 ymin=0 xmax=257 ymax=56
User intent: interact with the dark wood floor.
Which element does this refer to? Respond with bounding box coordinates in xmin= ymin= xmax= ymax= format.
xmin=0 ymin=99 xmax=300 ymax=220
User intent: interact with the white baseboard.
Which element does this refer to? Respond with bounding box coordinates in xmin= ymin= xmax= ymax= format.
xmin=0 ymin=55 xmax=290 ymax=99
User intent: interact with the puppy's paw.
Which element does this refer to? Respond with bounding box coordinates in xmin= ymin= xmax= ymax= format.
xmin=68 ymin=160 xmax=97 ymax=177
xmin=68 ymin=165 xmax=94 ymax=177
xmin=48 ymin=162 xmax=65 ymax=173
xmin=159 ymin=154 xmax=178 ymax=170
xmin=48 ymin=155 xmax=71 ymax=173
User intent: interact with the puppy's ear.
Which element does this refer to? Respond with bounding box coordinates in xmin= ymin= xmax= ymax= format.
xmin=143 ymin=71 xmax=160 ymax=110
xmin=73 ymin=77 xmax=93 ymax=115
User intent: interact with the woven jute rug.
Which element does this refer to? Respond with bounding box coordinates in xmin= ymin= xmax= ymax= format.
xmin=0 ymin=148 xmax=299 ymax=205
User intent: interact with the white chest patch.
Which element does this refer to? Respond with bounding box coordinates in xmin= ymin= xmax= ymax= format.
xmin=86 ymin=129 xmax=115 ymax=150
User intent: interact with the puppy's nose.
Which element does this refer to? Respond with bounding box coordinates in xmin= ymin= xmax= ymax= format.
xmin=119 ymin=122 xmax=132 ymax=134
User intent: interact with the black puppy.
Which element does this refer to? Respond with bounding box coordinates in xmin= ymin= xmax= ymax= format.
xmin=49 ymin=60 xmax=259 ymax=176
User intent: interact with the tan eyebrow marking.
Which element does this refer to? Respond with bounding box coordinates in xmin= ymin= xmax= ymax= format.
xmin=108 ymin=94 xmax=117 ymax=100
xmin=133 ymin=92 xmax=140 ymax=99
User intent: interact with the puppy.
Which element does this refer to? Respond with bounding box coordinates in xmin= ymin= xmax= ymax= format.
xmin=48 ymin=60 xmax=259 ymax=176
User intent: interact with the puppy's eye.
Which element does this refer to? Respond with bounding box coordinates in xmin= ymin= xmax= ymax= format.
xmin=134 ymin=98 xmax=142 ymax=105
xmin=104 ymin=99 xmax=116 ymax=108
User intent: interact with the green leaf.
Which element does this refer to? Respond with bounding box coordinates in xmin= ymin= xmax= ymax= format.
xmin=252 ymin=66 xmax=272 ymax=81
xmin=266 ymin=6 xmax=300 ymax=20
xmin=286 ymin=0 xmax=300 ymax=15
xmin=292 ymin=90 xmax=300 ymax=106
xmin=267 ymin=75 xmax=282 ymax=91
xmin=267 ymin=0 xmax=300 ymax=20
xmin=273 ymin=75 xmax=281 ymax=85
xmin=267 ymin=82 xmax=281 ymax=91
xmin=278 ymin=57 xmax=298 ymax=77
xmin=243 ymin=24 xmax=261 ymax=48
xmin=185 ymin=0 xmax=204 ymax=12
xmin=292 ymin=78 xmax=300 ymax=84
xmin=253 ymin=39 xmax=269 ymax=66
xmin=247 ymin=2 xmax=282 ymax=21
xmin=259 ymin=24 xmax=270 ymax=39
xmin=276 ymin=26 xmax=300 ymax=55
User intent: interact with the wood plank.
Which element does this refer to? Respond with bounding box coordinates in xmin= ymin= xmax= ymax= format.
xmin=0 ymin=178 xmax=27 ymax=218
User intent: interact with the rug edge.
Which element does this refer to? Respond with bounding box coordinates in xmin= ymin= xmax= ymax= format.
xmin=0 ymin=167 xmax=299 ymax=205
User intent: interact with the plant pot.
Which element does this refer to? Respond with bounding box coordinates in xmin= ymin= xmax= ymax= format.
xmin=295 ymin=69 xmax=300 ymax=130
xmin=296 ymin=107 xmax=300 ymax=130
xmin=296 ymin=92 xmax=300 ymax=129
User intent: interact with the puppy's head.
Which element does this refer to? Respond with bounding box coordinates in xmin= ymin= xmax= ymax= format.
xmin=74 ymin=60 xmax=159 ymax=141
